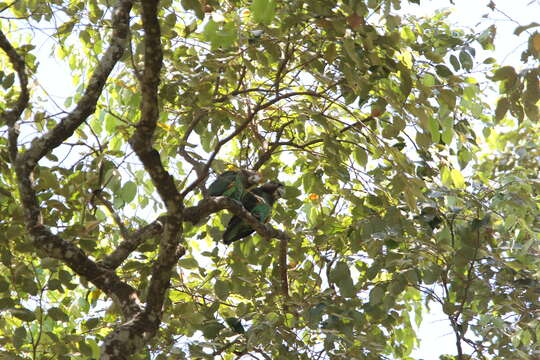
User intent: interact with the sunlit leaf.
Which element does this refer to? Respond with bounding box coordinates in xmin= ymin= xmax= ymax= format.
xmin=250 ymin=0 xmax=276 ymax=25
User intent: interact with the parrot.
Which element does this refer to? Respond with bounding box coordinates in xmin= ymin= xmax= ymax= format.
xmin=208 ymin=169 xmax=262 ymax=201
xmin=223 ymin=181 xmax=285 ymax=245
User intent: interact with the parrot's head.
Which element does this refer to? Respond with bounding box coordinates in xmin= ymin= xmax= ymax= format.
xmin=260 ymin=181 xmax=285 ymax=200
xmin=245 ymin=170 xmax=263 ymax=186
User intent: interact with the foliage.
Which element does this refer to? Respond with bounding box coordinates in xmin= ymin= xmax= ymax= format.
xmin=0 ymin=0 xmax=538 ymax=359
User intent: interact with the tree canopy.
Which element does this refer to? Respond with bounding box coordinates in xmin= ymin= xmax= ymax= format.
xmin=0 ymin=0 xmax=539 ymax=359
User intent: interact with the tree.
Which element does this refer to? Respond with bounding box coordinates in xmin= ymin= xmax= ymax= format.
xmin=0 ymin=0 xmax=538 ymax=359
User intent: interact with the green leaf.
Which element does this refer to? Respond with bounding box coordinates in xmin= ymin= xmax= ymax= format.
xmin=354 ymin=148 xmax=368 ymax=167
xmin=181 ymin=0 xmax=204 ymax=19
xmin=492 ymin=66 xmax=517 ymax=81
xmin=79 ymin=341 xmax=93 ymax=357
xmin=10 ymin=308 xmax=36 ymax=322
xmin=13 ymin=326 xmax=26 ymax=350
xmin=458 ymin=50 xmax=473 ymax=71
xmin=214 ymin=279 xmax=230 ymax=300
xmin=330 ymin=261 xmax=354 ymax=298
xmin=435 ymin=65 xmax=453 ymax=78
xmin=105 ymin=114 xmax=122 ymax=134
xmin=495 ymin=97 xmax=510 ymax=122
xmin=441 ymin=127 xmax=453 ymax=145
xmin=251 ymin=0 xmax=276 ymax=25
xmin=119 ymin=181 xmax=137 ymax=203
xmin=48 ymin=307 xmax=70 ymax=322
xmin=422 ymin=73 xmax=435 ymax=87
xmin=428 ymin=117 xmax=440 ymax=143
xmin=439 ymin=89 xmax=456 ymax=110
xmin=450 ymin=169 xmax=465 ymax=188
xmin=441 ymin=166 xmax=452 ymax=187
xmin=404 ymin=269 xmax=419 ymax=284
xmin=388 ymin=277 xmax=406 ymax=295
xmin=458 ymin=148 xmax=473 ymax=169
xmin=369 ymin=285 xmax=385 ymax=305
xmin=514 ymin=22 xmax=540 ymax=35
xmin=306 ymin=303 xmax=325 ymax=328
xmin=423 ymin=264 xmax=441 ymax=285
xmin=201 ymin=320 xmax=225 ymax=339
xmin=178 ymin=257 xmax=199 ymax=269
xmin=449 ymin=54 xmax=460 ymax=71
xmin=3 ymin=72 xmax=15 ymax=89
xmin=202 ymin=20 xmax=237 ymax=49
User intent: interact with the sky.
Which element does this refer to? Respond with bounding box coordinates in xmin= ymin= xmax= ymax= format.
xmin=16 ymin=0 xmax=540 ymax=358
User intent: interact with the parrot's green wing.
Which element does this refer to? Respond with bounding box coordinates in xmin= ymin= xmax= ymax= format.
xmin=222 ymin=187 xmax=275 ymax=244
xmin=208 ymin=171 xmax=242 ymax=199
xmin=208 ymin=170 xmax=258 ymax=201
xmin=222 ymin=191 xmax=264 ymax=244
xmin=221 ymin=173 xmax=245 ymax=200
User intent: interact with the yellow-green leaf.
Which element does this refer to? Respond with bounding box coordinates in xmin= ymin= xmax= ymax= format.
xmin=450 ymin=168 xmax=465 ymax=188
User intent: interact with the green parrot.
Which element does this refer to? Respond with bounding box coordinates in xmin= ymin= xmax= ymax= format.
xmin=223 ymin=181 xmax=285 ymax=245
xmin=208 ymin=169 xmax=262 ymax=201
xmin=225 ymin=317 xmax=245 ymax=334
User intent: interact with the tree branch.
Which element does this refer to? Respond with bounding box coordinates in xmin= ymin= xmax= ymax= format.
xmin=2 ymin=0 xmax=144 ymax=317
xmin=100 ymin=220 xmax=166 ymax=270
xmin=253 ymin=116 xmax=374 ymax=169
xmin=128 ymin=2 xmax=182 ymax=213
xmin=108 ymin=197 xmax=291 ymax=246
xmin=27 ymin=225 xmax=142 ymax=318
xmin=184 ymin=197 xmax=291 ymax=241
xmin=252 ymin=120 xmax=294 ymax=171
xmin=19 ymin=0 xmax=133 ymax=170
xmin=1 ymin=2 xmax=165 ymax=358
xmin=4 ymin=0 xmax=137 ymax=306
xmin=94 ymin=192 xmax=130 ymax=241
xmin=181 ymin=91 xmax=324 ymax=197
xmin=0 ymin=29 xmax=29 ymax=162
xmin=279 ymin=238 xmax=290 ymax=299
xmin=123 ymin=0 xmax=185 ymax=348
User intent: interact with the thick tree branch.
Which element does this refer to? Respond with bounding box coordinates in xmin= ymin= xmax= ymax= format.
xmin=25 ymin=225 xmax=142 ymax=318
xmin=112 ymin=197 xmax=291 ymax=246
xmin=100 ymin=195 xmax=259 ymax=272
xmin=111 ymin=5 xmax=185 ymax=358
xmin=2 ymin=0 xmax=144 ymax=321
xmin=4 ymin=0 xmax=136 ymax=302
xmin=128 ymin=1 xmax=181 ymax=212
xmin=0 ymin=29 xmax=29 ymax=162
xmin=100 ymin=220 xmax=165 ymax=269
xmin=20 ymin=0 xmax=133 ymax=170
xmin=8 ymin=0 xmax=134 ymax=270
xmin=1 ymin=2 xmax=160 ymax=357
xmin=186 ymin=197 xmax=291 ymax=242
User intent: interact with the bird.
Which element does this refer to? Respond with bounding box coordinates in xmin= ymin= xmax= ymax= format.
xmin=223 ymin=181 xmax=285 ymax=245
xmin=208 ymin=169 xmax=263 ymax=201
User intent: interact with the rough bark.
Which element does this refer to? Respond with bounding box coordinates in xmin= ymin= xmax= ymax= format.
xmin=1 ymin=0 xmax=291 ymax=357
xmin=100 ymin=1 xmax=186 ymax=358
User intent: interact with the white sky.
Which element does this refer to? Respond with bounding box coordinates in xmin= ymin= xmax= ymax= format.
xmin=21 ymin=0 xmax=539 ymax=358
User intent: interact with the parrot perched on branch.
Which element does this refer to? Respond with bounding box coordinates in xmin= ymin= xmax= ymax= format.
xmin=208 ymin=169 xmax=262 ymax=201
xmin=223 ymin=181 xmax=285 ymax=245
